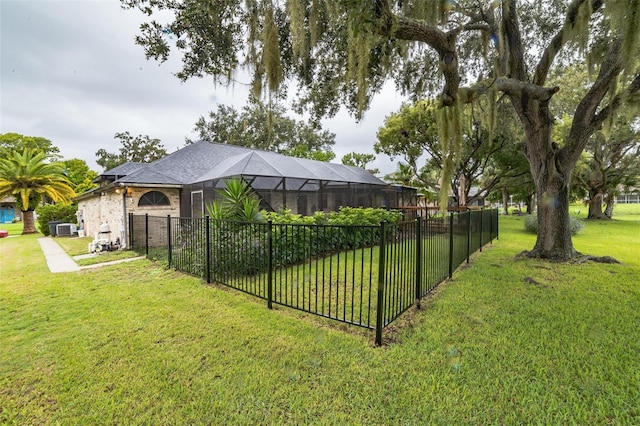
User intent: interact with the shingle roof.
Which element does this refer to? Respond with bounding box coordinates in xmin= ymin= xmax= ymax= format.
xmin=111 ymin=142 xmax=386 ymax=187
xmin=98 ymin=162 xmax=147 ymax=180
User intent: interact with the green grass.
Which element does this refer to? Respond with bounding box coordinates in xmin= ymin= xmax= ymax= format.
xmin=1 ymin=208 xmax=639 ymax=424
xmin=0 ymin=221 xmax=25 ymax=235
xmin=74 ymin=250 xmax=143 ymax=267
xmin=52 ymin=236 xmax=141 ymax=266
xmin=53 ymin=235 xmax=94 ymax=256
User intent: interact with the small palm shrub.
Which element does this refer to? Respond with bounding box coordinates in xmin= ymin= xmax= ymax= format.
xmin=524 ymin=213 xmax=585 ymax=235
xmin=205 ymin=178 xmax=264 ymax=222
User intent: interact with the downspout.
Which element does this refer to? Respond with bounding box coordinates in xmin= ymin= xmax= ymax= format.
xmin=121 ymin=186 xmax=128 ymax=248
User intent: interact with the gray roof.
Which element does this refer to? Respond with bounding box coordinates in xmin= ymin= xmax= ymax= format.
xmin=98 ymin=162 xmax=147 ymax=180
xmin=111 ymin=141 xmax=386 ymax=187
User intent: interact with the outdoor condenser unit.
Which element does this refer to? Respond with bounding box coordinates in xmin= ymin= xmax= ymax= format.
xmin=56 ymin=223 xmax=77 ymax=237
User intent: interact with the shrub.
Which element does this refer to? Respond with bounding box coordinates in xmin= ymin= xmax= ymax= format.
xmin=35 ymin=204 xmax=78 ymax=236
xmin=206 ymin=207 xmax=404 ymax=277
xmin=524 ymin=213 xmax=585 ymax=235
xmin=205 ymin=178 xmax=263 ymax=222
xmin=260 ymin=207 xmax=403 ymax=269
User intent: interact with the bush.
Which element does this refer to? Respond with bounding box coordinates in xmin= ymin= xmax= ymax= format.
xmin=35 ymin=204 xmax=78 ymax=236
xmin=259 ymin=207 xmax=403 ymax=269
xmin=524 ymin=213 xmax=585 ymax=235
xmin=208 ymin=207 xmax=404 ymax=276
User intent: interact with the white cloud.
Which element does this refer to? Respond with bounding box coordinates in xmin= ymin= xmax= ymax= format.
xmin=1 ymin=0 xmax=406 ymax=175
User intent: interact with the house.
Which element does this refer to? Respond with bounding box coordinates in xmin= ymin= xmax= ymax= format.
xmin=616 ymin=188 xmax=640 ymax=204
xmin=75 ymin=141 xmax=416 ymax=244
xmin=0 ymin=197 xmax=20 ymax=223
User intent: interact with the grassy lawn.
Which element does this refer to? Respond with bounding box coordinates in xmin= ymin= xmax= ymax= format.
xmin=0 ymin=221 xmax=24 ymax=235
xmin=1 ymin=207 xmax=639 ymax=424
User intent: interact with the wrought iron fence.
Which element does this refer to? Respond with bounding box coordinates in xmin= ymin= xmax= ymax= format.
xmin=129 ymin=209 xmax=498 ymax=345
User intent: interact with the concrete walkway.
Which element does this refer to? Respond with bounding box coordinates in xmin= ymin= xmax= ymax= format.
xmin=38 ymin=237 xmax=81 ymax=272
xmin=38 ymin=237 xmax=144 ymax=273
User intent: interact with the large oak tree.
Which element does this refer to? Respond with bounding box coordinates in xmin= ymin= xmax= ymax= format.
xmin=375 ymin=99 xmax=528 ymax=207
xmin=186 ymin=101 xmax=336 ymax=161
xmin=0 ymin=133 xmax=61 ymax=161
xmin=123 ymin=0 xmax=640 ymax=261
xmin=549 ymin=65 xmax=640 ymax=219
xmin=96 ymin=131 xmax=167 ymax=171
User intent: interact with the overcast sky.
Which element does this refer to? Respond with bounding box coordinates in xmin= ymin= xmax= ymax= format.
xmin=0 ymin=0 xmax=408 ymax=175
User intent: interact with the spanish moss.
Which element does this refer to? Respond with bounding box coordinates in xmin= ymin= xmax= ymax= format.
xmin=436 ymin=100 xmax=462 ymax=212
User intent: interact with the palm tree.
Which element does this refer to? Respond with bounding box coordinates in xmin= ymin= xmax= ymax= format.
xmin=205 ymin=177 xmax=264 ymax=222
xmin=0 ymin=149 xmax=75 ymax=234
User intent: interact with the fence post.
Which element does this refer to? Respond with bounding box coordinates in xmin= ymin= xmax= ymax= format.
xmin=128 ymin=212 xmax=134 ymax=249
xmin=267 ymin=220 xmax=273 ymax=310
xmin=466 ymin=211 xmax=471 ymax=264
xmin=489 ymin=209 xmax=494 ymax=244
xmin=448 ymin=212 xmax=454 ymax=279
xmin=415 ymin=216 xmax=422 ymax=308
xmin=145 ymin=213 xmax=149 ymax=257
xmin=479 ymin=208 xmax=484 ymax=251
xmin=205 ymin=216 xmax=211 ymax=284
xmin=167 ymin=215 xmax=172 ymax=267
xmin=375 ymin=221 xmax=387 ymax=346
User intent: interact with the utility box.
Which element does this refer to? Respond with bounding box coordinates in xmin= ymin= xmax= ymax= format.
xmin=56 ymin=223 xmax=78 ymax=237
xmin=48 ymin=221 xmax=63 ymax=237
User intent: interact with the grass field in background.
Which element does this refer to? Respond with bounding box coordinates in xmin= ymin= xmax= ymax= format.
xmin=0 ymin=221 xmax=24 ymax=235
xmin=1 ymin=206 xmax=638 ymax=424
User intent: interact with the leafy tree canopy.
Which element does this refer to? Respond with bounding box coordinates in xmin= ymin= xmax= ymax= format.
xmin=186 ymin=101 xmax=336 ymax=161
xmin=96 ymin=132 xmax=167 ymax=171
xmin=376 ymin=98 xmax=528 ymax=207
xmin=341 ymin=152 xmax=379 ymax=174
xmin=56 ymin=158 xmax=100 ymax=195
xmin=0 ymin=132 xmax=61 ymax=161
xmin=549 ymin=64 xmax=640 ymax=218
xmin=124 ymin=0 xmax=640 ymax=260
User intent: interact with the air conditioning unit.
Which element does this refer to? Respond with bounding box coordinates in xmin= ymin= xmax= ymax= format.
xmin=56 ymin=223 xmax=78 ymax=237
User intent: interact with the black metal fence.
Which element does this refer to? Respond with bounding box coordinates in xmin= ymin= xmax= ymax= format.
xmin=129 ymin=209 xmax=498 ymax=345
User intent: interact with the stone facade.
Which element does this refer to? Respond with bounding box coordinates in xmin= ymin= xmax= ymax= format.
xmin=77 ymin=187 xmax=180 ymax=244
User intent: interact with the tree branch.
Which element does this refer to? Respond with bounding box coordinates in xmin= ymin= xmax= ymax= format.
xmin=593 ymin=70 xmax=640 ymax=129
xmin=372 ymin=1 xmax=462 ymax=106
xmin=501 ymin=0 xmax=526 ymax=80
xmin=467 ymin=77 xmax=560 ymax=102
xmin=533 ymin=0 xmax=604 ymax=86
xmin=567 ymin=39 xmax=624 ymax=158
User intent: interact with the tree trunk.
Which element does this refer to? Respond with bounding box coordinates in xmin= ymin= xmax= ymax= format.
xmin=525 ymin=193 xmax=535 ymax=214
xmin=587 ymin=192 xmax=607 ymax=219
xmin=530 ymin=172 xmax=577 ymax=260
xmin=604 ymin=194 xmax=615 ymax=218
xmin=21 ymin=210 xmax=37 ymax=234
xmin=501 ymin=187 xmax=509 ymax=215
xmin=519 ymin=106 xmax=579 ymax=261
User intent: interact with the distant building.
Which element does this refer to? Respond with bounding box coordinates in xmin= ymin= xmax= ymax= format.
xmin=0 ymin=197 xmax=20 ymax=223
xmin=616 ymin=188 xmax=640 ymax=204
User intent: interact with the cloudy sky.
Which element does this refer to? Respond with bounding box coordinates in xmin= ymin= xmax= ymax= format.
xmin=0 ymin=0 xmax=408 ymax=175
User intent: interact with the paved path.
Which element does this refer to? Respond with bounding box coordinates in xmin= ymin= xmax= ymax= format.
xmin=38 ymin=237 xmax=81 ymax=272
xmin=38 ymin=237 xmax=144 ymax=273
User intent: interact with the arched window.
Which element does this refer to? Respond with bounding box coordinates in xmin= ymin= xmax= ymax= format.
xmin=138 ymin=191 xmax=170 ymax=207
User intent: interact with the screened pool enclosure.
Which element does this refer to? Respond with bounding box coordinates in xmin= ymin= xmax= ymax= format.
xmin=148 ymin=142 xmax=419 ymax=217
xmin=92 ymin=141 xmax=418 ymax=226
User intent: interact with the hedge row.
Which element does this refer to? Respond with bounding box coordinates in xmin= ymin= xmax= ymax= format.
xmin=209 ymin=207 xmax=403 ymax=276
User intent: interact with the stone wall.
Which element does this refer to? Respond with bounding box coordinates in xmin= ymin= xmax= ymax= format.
xmin=77 ymin=187 xmax=180 ymax=245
